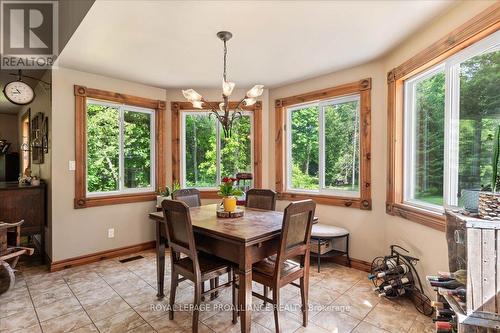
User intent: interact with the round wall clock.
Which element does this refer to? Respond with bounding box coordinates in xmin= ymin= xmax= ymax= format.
xmin=2 ymin=80 xmax=35 ymax=105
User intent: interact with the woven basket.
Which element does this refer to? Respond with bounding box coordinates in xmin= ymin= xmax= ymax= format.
xmin=478 ymin=192 xmax=500 ymax=220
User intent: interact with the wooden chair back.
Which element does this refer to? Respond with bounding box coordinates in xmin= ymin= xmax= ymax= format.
xmin=245 ymin=189 xmax=277 ymax=211
xmin=274 ymin=200 xmax=316 ymax=280
xmin=161 ymin=200 xmax=199 ymax=265
xmin=172 ymin=189 xmax=202 ymax=207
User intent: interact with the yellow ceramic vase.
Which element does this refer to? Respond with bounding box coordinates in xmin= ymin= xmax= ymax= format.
xmin=223 ymin=196 xmax=237 ymax=212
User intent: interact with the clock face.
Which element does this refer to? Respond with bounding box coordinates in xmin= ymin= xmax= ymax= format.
xmin=3 ymin=81 xmax=35 ymax=105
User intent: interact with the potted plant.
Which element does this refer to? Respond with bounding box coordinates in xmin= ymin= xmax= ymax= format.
xmin=478 ymin=124 xmax=500 ymax=220
xmin=218 ymin=177 xmax=243 ymax=213
xmin=156 ymin=181 xmax=181 ymax=207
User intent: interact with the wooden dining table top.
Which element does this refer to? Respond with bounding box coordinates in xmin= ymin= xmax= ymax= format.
xmin=149 ymin=204 xmax=285 ymax=244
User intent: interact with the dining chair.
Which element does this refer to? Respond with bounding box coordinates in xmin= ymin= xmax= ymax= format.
xmin=245 ymin=188 xmax=277 ymax=304
xmin=245 ymin=189 xmax=277 ymax=211
xmin=251 ymin=199 xmax=316 ymax=332
xmin=172 ymin=188 xmax=202 ymax=207
xmin=161 ymin=199 xmax=236 ymax=333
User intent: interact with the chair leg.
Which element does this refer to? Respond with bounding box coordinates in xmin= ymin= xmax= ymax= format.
xmin=346 ymin=235 xmax=351 ymax=267
xmin=169 ymin=272 xmax=178 ymax=320
xmin=210 ymin=279 xmax=215 ymax=300
xmin=263 ymin=285 xmax=268 ymax=306
xmin=231 ymin=270 xmax=238 ymax=324
xmin=300 ymin=276 xmax=309 ymax=326
xmin=317 ymin=238 xmax=321 ymax=273
xmin=273 ymin=287 xmax=280 ymax=333
xmin=193 ymin=282 xmax=202 ymax=333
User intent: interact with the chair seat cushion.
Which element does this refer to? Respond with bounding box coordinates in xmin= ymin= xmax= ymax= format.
xmin=311 ymin=224 xmax=349 ymax=238
xmin=176 ymin=253 xmax=230 ymax=275
xmin=253 ymin=257 xmax=301 ymax=277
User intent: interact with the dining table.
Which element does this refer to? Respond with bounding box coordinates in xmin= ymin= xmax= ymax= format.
xmin=149 ymin=203 xmax=287 ymax=333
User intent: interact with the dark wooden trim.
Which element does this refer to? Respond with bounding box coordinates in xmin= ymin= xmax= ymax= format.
xmin=279 ymin=78 xmax=371 ymax=107
xmin=386 ymin=3 xmax=499 ymax=230
xmin=50 ymin=241 xmax=156 ymax=272
xmin=315 ymin=255 xmax=371 ymax=272
xmin=274 ymin=79 xmax=372 ymax=210
xmin=171 ymin=101 xmax=263 ymax=189
xmin=74 ymin=85 xmax=165 ymax=209
xmin=279 ymin=192 xmax=364 ymax=209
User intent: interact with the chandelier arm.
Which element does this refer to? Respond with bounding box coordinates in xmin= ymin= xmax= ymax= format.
xmin=201 ymin=98 xmax=220 ymax=112
xmin=233 ymin=97 xmax=247 ymax=111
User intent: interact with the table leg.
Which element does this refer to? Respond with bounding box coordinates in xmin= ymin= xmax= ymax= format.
xmin=156 ymin=222 xmax=165 ymax=299
xmin=238 ymin=267 xmax=252 ymax=332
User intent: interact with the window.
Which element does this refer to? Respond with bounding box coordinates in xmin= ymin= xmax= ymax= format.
xmin=86 ymin=100 xmax=155 ymax=196
xmin=74 ymin=86 xmax=165 ymax=209
xmin=275 ymin=79 xmax=372 ymax=209
xmin=403 ymin=32 xmax=499 ymax=213
xmin=387 ymin=7 xmax=499 ymax=229
xmin=181 ymin=112 xmax=252 ymax=188
xmin=171 ymin=101 xmax=262 ymax=197
xmin=287 ymin=95 xmax=360 ymax=197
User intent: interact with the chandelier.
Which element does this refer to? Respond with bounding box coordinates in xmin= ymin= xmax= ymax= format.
xmin=182 ymin=31 xmax=264 ymax=138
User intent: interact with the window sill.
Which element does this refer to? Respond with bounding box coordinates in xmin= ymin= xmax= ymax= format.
xmin=74 ymin=192 xmax=156 ymax=209
xmin=386 ymin=202 xmax=445 ymax=232
xmin=278 ymin=192 xmax=371 ymax=210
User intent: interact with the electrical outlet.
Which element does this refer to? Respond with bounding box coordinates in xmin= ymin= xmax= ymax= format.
xmin=69 ymin=160 xmax=76 ymax=171
xmin=108 ymin=228 xmax=115 ymax=238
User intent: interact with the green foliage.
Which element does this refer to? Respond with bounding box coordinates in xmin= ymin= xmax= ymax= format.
xmin=184 ymin=114 xmax=251 ymax=187
xmin=491 ymin=124 xmax=500 ymax=193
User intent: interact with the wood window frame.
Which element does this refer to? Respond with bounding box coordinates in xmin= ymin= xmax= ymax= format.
xmin=386 ymin=3 xmax=500 ymax=231
xmin=171 ymin=101 xmax=262 ymax=199
xmin=275 ymin=78 xmax=372 ymax=209
xmin=74 ymin=85 xmax=166 ymax=209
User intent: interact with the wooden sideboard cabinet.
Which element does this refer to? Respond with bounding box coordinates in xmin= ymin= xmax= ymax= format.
xmin=0 ymin=182 xmax=46 ymax=260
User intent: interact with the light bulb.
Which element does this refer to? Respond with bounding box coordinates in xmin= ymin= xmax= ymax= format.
xmin=182 ymin=89 xmax=202 ymax=101
xmin=246 ymin=84 xmax=264 ymax=98
xmin=192 ymin=100 xmax=203 ymax=109
xmin=222 ymin=80 xmax=235 ymax=97
xmin=243 ymin=98 xmax=256 ymax=106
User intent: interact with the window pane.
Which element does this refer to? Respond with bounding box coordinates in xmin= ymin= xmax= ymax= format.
xmin=458 ymin=51 xmax=500 ymax=204
xmin=87 ymin=103 xmax=120 ymax=193
xmin=221 ymin=115 xmax=252 ymax=178
xmin=124 ymin=110 xmax=152 ymax=189
xmin=324 ymin=99 xmax=360 ymax=192
xmin=412 ymin=71 xmax=445 ymax=206
xmin=184 ymin=114 xmax=217 ymax=187
xmin=290 ymin=106 xmax=319 ymax=190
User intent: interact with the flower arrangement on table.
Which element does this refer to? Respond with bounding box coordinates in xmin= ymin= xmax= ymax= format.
xmin=218 ymin=177 xmax=243 ymax=213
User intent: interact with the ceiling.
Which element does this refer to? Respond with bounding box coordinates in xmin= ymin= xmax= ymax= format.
xmin=58 ymin=0 xmax=454 ymax=89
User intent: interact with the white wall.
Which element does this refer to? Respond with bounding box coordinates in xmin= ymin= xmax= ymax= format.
xmin=50 ymin=67 xmax=167 ymax=261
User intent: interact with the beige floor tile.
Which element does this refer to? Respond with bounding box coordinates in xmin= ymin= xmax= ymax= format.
xmin=320 ymin=276 xmax=358 ymax=293
xmin=202 ymin=310 xmax=238 ymax=332
xmin=28 ymin=279 xmax=67 ymax=297
xmin=39 ymin=309 xmax=92 ymax=333
xmin=94 ymin=308 xmax=146 ymax=333
xmin=10 ymin=323 xmax=43 ymax=333
xmin=0 ymin=295 xmax=33 ymax=318
xmin=0 ymin=308 xmax=39 ymax=332
xmin=311 ymin=308 xmax=360 ymax=333
xmin=363 ymin=300 xmax=417 ymax=333
xmin=308 ymin=283 xmax=341 ymax=305
xmin=35 ymin=296 xmax=82 ymax=322
xmin=68 ymin=279 xmax=108 ymax=296
xmin=31 ymin=284 xmax=74 ymax=308
xmin=68 ymin=324 xmax=99 ymax=333
xmin=352 ymin=321 xmax=390 ymax=333
xmin=84 ymin=295 xmax=131 ymax=322
xmin=121 ymin=285 xmax=158 ymax=307
xmin=0 ymin=285 xmax=30 ymax=303
xmin=127 ymin=323 xmax=156 ymax=333
xmin=148 ymin=310 xmax=192 ymax=331
xmin=134 ymin=299 xmax=171 ymax=323
xmin=76 ymin=284 xmax=117 ymax=307
xmin=294 ymin=321 xmax=330 ymax=333
xmin=408 ymin=319 xmax=434 ymax=333
xmin=332 ymin=291 xmax=379 ymax=320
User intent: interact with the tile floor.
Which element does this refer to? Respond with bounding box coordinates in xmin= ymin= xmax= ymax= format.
xmin=0 ymin=249 xmax=434 ymax=333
